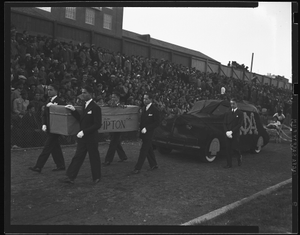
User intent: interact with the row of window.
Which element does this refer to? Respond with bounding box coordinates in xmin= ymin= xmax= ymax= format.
xmin=36 ymin=7 xmax=112 ymax=30
xmin=65 ymin=7 xmax=112 ymax=30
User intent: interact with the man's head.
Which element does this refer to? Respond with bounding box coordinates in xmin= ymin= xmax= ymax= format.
xmin=16 ymin=82 xmax=24 ymax=91
xmin=230 ymin=98 xmax=238 ymax=110
xmin=81 ymin=85 xmax=93 ymax=101
xmin=111 ymin=92 xmax=120 ymax=104
xmin=143 ymin=93 xmax=153 ymax=106
xmin=47 ymin=84 xmax=59 ymax=97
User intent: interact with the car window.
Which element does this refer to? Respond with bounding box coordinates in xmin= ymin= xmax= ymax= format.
xmin=212 ymin=104 xmax=229 ymax=115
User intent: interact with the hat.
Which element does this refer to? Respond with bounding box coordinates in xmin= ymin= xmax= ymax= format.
xmin=71 ymin=77 xmax=77 ymax=81
xmin=25 ymin=53 xmax=31 ymax=57
xmin=18 ymin=75 xmax=27 ymax=80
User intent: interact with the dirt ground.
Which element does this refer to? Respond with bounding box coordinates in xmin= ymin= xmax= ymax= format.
xmin=8 ymin=137 xmax=292 ymax=229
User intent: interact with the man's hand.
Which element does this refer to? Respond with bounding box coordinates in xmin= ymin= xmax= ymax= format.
xmin=42 ymin=125 xmax=47 ymax=132
xmin=77 ymin=130 xmax=84 ymax=138
xmin=226 ymin=131 xmax=233 ymax=138
xmin=65 ymin=105 xmax=75 ymax=111
xmin=141 ymin=128 xmax=147 ymax=134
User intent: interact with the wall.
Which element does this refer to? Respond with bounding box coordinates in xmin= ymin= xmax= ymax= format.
xmin=172 ymin=53 xmax=189 ymax=67
xmin=123 ymin=40 xmax=149 ymax=58
xmin=151 ymin=48 xmax=171 ymax=61
xmin=94 ymin=33 xmax=121 ymax=53
xmin=11 ymin=11 xmax=54 ymax=36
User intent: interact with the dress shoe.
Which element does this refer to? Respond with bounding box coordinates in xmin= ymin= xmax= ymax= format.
xmin=223 ymin=165 xmax=232 ymax=169
xmin=118 ymin=158 xmax=128 ymax=162
xmin=93 ymin=178 xmax=100 ymax=184
xmin=60 ymin=177 xmax=74 ymax=184
xmin=147 ymin=165 xmax=158 ymax=171
xmin=102 ymin=161 xmax=111 ymax=166
xmin=238 ymin=155 xmax=242 ymax=166
xmin=131 ymin=169 xmax=140 ymax=174
xmin=29 ymin=167 xmax=41 ymax=173
xmin=52 ymin=167 xmax=66 ymax=171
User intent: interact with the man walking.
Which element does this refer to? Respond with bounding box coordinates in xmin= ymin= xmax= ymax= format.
xmin=103 ymin=92 xmax=128 ymax=165
xmin=132 ymin=93 xmax=160 ymax=174
xmin=29 ymin=84 xmax=66 ymax=173
xmin=63 ymin=85 xmax=102 ymax=184
xmin=223 ymin=98 xmax=243 ymax=168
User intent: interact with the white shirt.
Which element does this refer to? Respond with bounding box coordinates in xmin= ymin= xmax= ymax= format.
xmin=85 ymin=98 xmax=93 ymax=108
xmin=232 ymin=108 xmax=237 ymax=112
xmin=50 ymin=95 xmax=57 ymax=102
xmin=146 ymin=103 xmax=152 ymax=111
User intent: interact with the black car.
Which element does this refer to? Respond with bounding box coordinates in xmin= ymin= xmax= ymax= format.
xmin=153 ymin=100 xmax=270 ymax=162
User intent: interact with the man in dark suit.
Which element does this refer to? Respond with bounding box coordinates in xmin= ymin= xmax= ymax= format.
xmin=132 ymin=93 xmax=160 ymax=174
xmin=62 ymin=85 xmax=102 ymax=184
xmin=223 ymin=98 xmax=244 ymax=168
xmin=103 ymin=92 xmax=128 ymax=166
xmin=29 ymin=84 xmax=66 ymax=173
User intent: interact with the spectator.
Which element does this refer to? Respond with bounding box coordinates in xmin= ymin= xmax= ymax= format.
xmin=273 ymin=109 xmax=285 ymax=125
xmin=21 ymin=103 xmax=44 ymax=147
xmin=12 ymin=90 xmax=29 ymax=118
xmin=26 ymin=68 xmax=39 ymax=87
xmin=11 ymin=81 xmax=24 ymax=105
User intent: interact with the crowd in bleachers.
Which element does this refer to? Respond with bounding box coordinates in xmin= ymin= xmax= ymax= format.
xmin=10 ymin=25 xmax=293 ymax=148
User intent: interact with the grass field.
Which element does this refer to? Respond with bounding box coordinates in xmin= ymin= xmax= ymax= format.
xmin=198 ymin=182 xmax=293 ymax=233
xmin=7 ymin=139 xmax=293 ymax=232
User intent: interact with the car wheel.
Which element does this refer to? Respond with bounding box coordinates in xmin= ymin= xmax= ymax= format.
xmin=158 ymin=147 xmax=172 ymax=154
xmin=251 ymin=136 xmax=264 ymax=154
xmin=202 ymin=137 xmax=220 ymax=163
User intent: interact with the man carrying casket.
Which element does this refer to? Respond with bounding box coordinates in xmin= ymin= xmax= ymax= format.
xmin=103 ymin=92 xmax=128 ymax=166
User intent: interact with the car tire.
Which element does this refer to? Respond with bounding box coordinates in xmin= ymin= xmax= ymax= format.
xmin=158 ymin=147 xmax=172 ymax=154
xmin=251 ymin=136 xmax=264 ymax=154
xmin=201 ymin=137 xmax=220 ymax=163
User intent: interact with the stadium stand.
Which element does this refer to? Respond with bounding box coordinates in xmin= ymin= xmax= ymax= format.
xmin=10 ymin=26 xmax=293 ymax=148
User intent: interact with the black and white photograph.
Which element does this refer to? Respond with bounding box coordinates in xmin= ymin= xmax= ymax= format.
xmin=5 ymin=2 xmax=297 ymax=234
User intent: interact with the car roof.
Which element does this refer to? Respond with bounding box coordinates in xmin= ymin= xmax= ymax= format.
xmin=188 ymin=100 xmax=258 ymax=116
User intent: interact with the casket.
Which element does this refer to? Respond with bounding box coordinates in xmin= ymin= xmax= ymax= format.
xmin=49 ymin=105 xmax=82 ymax=136
xmin=99 ymin=105 xmax=140 ymax=133
xmin=50 ymin=105 xmax=140 ymax=135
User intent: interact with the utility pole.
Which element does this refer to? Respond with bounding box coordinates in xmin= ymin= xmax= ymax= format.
xmin=250 ymin=53 xmax=254 ymax=79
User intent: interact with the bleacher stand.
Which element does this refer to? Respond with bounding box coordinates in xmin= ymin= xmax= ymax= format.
xmin=10 ymin=26 xmax=293 ymax=149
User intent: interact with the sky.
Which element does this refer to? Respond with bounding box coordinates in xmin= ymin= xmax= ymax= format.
xmin=122 ymin=2 xmax=292 ymax=83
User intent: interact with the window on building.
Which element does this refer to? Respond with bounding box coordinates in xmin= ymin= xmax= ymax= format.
xmin=85 ymin=8 xmax=95 ymax=25
xmin=36 ymin=7 xmax=51 ymax=12
xmin=65 ymin=7 xmax=76 ymax=20
xmin=103 ymin=14 xmax=112 ymax=30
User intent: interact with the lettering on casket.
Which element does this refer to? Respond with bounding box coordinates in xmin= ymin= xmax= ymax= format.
xmin=102 ymin=119 xmax=126 ymax=130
